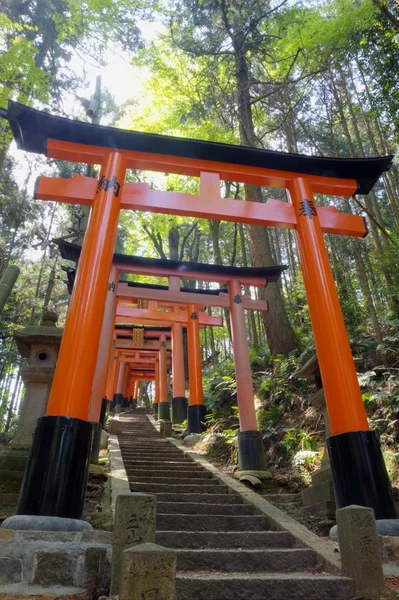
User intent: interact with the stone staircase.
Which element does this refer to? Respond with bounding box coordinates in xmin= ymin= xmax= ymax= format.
xmin=118 ymin=412 xmax=354 ymax=600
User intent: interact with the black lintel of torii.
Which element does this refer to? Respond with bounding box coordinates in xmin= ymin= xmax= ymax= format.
xmin=1 ymin=100 xmax=393 ymax=195
xmin=53 ymin=238 xmax=287 ymax=292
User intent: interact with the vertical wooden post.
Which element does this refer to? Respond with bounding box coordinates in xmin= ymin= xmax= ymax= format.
xmin=153 ymin=358 xmax=160 ymax=418
xmin=171 ymin=319 xmax=187 ymax=424
xmin=228 ymin=279 xmax=266 ymax=472
xmin=17 ymin=151 xmax=127 ymax=519
xmin=289 ymin=176 xmax=396 ymax=519
xmin=187 ymin=304 xmax=206 ymax=434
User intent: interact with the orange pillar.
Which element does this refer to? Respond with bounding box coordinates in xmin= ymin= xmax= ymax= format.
xmin=17 ymin=151 xmax=127 ymax=520
xmin=114 ymin=360 xmax=126 ymax=414
xmin=171 ymin=320 xmax=187 ymax=423
xmin=46 ymin=152 xmax=126 ymax=420
xmin=187 ymin=304 xmax=206 ymax=434
xmin=289 ymin=176 xmax=396 ymax=519
xmin=158 ymin=334 xmax=169 ymax=420
xmin=228 ymin=279 xmax=266 ymax=472
xmin=153 ymin=358 xmax=160 ymax=418
xmin=88 ymin=265 xmax=118 ymax=424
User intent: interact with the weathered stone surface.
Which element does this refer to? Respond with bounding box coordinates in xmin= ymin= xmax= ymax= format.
xmin=119 ymin=543 xmax=176 ymax=600
xmin=33 ymin=549 xmax=76 ymax=586
xmin=100 ymin=429 xmax=109 ymax=449
xmin=384 ymin=536 xmax=399 ymax=563
xmin=109 ymin=418 xmax=119 ymax=435
xmin=0 ymin=449 xmax=30 ymax=471
xmin=2 ymin=515 xmax=92 ymax=532
xmin=84 ymin=545 xmax=110 ymax=588
xmin=21 ymin=531 xmax=78 ymax=542
xmin=159 ymin=420 xmax=172 ymax=437
xmin=0 ymin=557 xmax=22 ymax=584
xmin=0 ymin=529 xmax=14 ymax=541
xmin=336 ymin=504 xmax=385 ymax=599
xmin=81 ymin=529 xmax=112 ymax=545
xmin=110 ymin=493 xmax=156 ymax=596
xmin=183 ymin=434 xmax=201 ymax=447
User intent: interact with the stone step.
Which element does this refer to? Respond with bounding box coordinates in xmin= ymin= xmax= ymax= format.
xmin=125 ymin=470 xmax=212 ymax=480
xmin=157 ymin=502 xmax=256 ymax=515
xmin=0 ymin=493 xmax=19 ymax=507
xmin=157 ymin=514 xmax=271 ymax=532
xmin=175 ymin=573 xmax=354 ymax=600
xmin=156 ymin=531 xmax=294 ymax=549
xmin=175 ymin=548 xmax=317 ymax=572
xmin=129 ymin=483 xmax=227 ymax=494
xmin=0 ymin=585 xmax=86 ymax=599
xmin=122 ymin=461 xmax=201 ymax=469
xmin=128 ymin=476 xmax=216 ymax=485
xmin=263 ymin=494 xmax=302 ymax=504
xmin=155 ymin=493 xmax=243 ymax=505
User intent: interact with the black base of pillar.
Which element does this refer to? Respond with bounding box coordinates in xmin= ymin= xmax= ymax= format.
xmin=327 ymin=430 xmax=397 ymax=520
xmin=153 ymin=404 xmax=159 ymax=418
xmin=109 ymin=400 xmax=115 ymax=413
xmin=113 ymin=393 xmax=123 ymax=413
xmin=99 ymin=398 xmax=107 ymax=428
xmin=188 ymin=404 xmax=207 ymax=434
xmin=16 ymin=416 xmax=94 ymax=519
xmin=238 ymin=430 xmax=267 ymax=471
xmin=132 ymin=398 xmax=137 ymax=408
xmin=90 ymin=422 xmax=102 ymax=464
xmin=172 ymin=396 xmax=188 ymax=424
xmin=158 ymin=402 xmax=170 ymax=421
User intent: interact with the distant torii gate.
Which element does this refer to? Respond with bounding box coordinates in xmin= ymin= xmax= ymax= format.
xmin=3 ymin=101 xmax=395 ymax=521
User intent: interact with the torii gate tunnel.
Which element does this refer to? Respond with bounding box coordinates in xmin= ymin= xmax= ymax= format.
xmin=2 ymin=100 xmax=396 ymax=521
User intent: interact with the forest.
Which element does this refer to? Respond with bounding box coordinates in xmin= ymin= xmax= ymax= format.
xmin=0 ymin=0 xmax=398 ymax=485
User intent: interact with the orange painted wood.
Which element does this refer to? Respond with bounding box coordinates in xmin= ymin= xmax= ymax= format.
xmin=187 ymin=304 xmax=204 ymax=406
xmin=46 ymin=139 xmax=358 ymax=195
xmin=116 ymin=283 xmax=268 ymax=311
xmin=46 ymin=152 xmax=127 ymax=419
xmin=37 ymin=173 xmax=365 ymax=236
xmin=288 ymin=177 xmax=369 ymax=435
xmin=115 ymin=305 xmax=223 ymax=326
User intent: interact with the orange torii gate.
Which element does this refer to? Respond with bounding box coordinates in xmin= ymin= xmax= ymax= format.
xmin=115 ymin=301 xmax=223 ymax=428
xmin=3 ymin=101 xmax=395 ymax=522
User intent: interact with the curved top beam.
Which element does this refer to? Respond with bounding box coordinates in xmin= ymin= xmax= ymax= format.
xmin=1 ymin=101 xmax=393 ymax=195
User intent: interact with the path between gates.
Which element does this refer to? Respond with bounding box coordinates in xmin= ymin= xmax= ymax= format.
xmin=117 ymin=410 xmax=354 ymax=600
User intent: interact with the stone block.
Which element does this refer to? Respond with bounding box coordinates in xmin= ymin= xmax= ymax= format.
xmin=119 ymin=543 xmax=176 ymax=600
xmin=33 ymin=549 xmax=76 ymax=586
xmin=159 ymin=420 xmax=172 ymax=437
xmin=0 ymin=529 xmax=15 ymax=541
xmin=0 ymin=557 xmax=22 ymax=584
xmin=22 ymin=531 xmax=78 ymax=542
xmin=301 ymin=479 xmax=335 ymax=507
xmin=302 ymin=500 xmax=336 ymax=519
xmin=311 ymin=465 xmax=334 ymax=486
xmin=110 ymin=493 xmax=156 ymax=596
xmin=100 ymin=429 xmax=109 ymax=449
xmin=336 ymin=504 xmax=385 ymax=600
xmin=384 ymin=536 xmax=399 ymax=563
xmin=0 ymin=449 xmax=29 ymax=471
xmin=84 ymin=545 xmax=110 ymax=588
xmin=109 ymin=418 xmax=119 ymax=435
xmin=81 ymin=529 xmax=112 ymax=545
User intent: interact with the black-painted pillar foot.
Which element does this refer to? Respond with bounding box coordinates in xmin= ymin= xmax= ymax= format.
xmin=327 ymin=430 xmax=397 ymax=520
xmin=188 ymin=404 xmax=207 ymax=434
xmin=158 ymin=402 xmax=170 ymax=421
xmin=238 ymin=430 xmax=267 ymax=471
xmin=16 ymin=416 xmax=94 ymax=519
xmin=90 ymin=422 xmax=102 ymax=464
xmin=153 ymin=403 xmax=159 ymax=418
xmin=132 ymin=398 xmax=137 ymax=409
xmin=113 ymin=393 xmax=123 ymax=414
xmin=172 ymin=396 xmax=188 ymax=424
xmin=99 ymin=398 xmax=107 ymax=428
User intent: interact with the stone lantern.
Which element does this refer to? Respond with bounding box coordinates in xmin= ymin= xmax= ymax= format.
xmin=0 ymin=311 xmax=63 ymax=472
